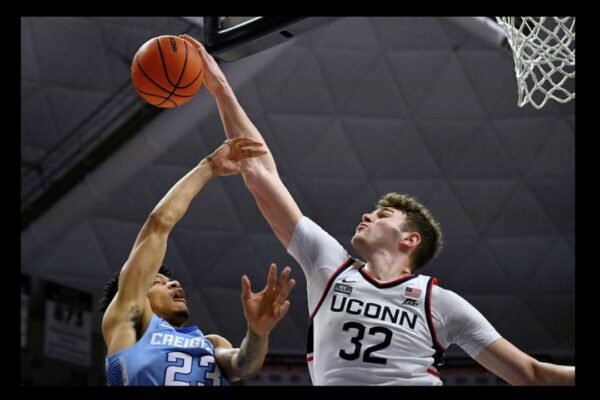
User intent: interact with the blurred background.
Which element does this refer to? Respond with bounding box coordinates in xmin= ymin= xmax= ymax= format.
xmin=21 ymin=17 xmax=574 ymax=386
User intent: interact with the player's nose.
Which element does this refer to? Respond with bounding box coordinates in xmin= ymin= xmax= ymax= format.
xmin=168 ymin=280 xmax=181 ymax=289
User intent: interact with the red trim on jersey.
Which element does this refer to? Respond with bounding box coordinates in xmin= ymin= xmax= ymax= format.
xmin=427 ymin=368 xmax=441 ymax=377
xmin=307 ymin=355 xmax=314 ymax=362
xmin=358 ymin=265 xmax=418 ymax=288
xmin=425 ymin=277 xmax=446 ymax=352
xmin=308 ymin=257 xmax=356 ymax=320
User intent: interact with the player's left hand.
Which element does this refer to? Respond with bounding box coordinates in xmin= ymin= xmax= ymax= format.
xmin=241 ymin=263 xmax=296 ymax=337
xmin=206 ymin=137 xmax=267 ymax=176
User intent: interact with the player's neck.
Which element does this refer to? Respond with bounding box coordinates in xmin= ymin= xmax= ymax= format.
xmin=364 ymin=252 xmax=412 ymax=281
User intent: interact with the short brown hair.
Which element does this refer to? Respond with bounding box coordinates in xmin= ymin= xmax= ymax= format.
xmin=376 ymin=193 xmax=442 ymax=271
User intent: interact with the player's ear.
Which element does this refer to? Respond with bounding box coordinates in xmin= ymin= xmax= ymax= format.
xmin=400 ymin=231 xmax=420 ymax=249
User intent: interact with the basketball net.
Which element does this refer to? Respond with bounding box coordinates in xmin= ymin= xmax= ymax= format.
xmin=496 ymin=17 xmax=575 ymax=109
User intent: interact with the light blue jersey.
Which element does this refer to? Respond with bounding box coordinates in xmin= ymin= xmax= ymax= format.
xmin=106 ymin=314 xmax=229 ymax=386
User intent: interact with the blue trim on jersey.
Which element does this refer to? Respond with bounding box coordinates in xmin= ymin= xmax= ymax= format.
xmin=106 ymin=356 xmax=124 ymax=385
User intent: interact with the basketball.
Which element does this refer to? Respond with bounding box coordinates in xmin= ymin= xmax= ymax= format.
xmin=131 ymin=35 xmax=204 ymax=108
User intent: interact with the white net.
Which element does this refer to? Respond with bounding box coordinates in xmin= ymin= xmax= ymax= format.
xmin=496 ymin=17 xmax=575 ymax=109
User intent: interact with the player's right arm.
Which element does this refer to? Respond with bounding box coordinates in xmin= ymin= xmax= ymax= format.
xmin=181 ymin=34 xmax=302 ymax=248
xmin=101 ymin=138 xmax=267 ymax=354
xmin=101 ymin=159 xmax=216 ymax=354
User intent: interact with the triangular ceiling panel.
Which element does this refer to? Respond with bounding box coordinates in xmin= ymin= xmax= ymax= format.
xmin=372 ymin=179 xmax=442 ymax=208
xmin=388 ymin=49 xmax=452 ymax=115
xmin=154 ymin=124 xmax=211 ymax=168
xmin=487 ymin=235 xmax=558 ymax=292
xmin=417 ymin=53 xmax=485 ymax=119
xmin=255 ymin=47 xmax=334 ymax=115
xmin=235 ymin=76 xmax=269 ymax=114
xmin=344 ymin=118 xmax=440 ymax=179
xmin=456 ymin=49 xmax=527 ymax=118
xmin=491 ymin=117 xmax=558 ymax=173
xmin=437 ymin=240 xmax=511 ymax=296
xmin=88 ymin=218 xmax=149 ymax=274
xmin=488 ymin=183 xmax=557 ymax=237
xmin=172 ymin=230 xmax=243 ymax=281
xmin=448 ymin=179 xmax=517 ymax=235
xmin=253 ymin=46 xmax=309 ymax=103
xmin=426 ymin=238 xmax=478 ymax=281
xmin=218 ymin=177 xmax=283 ymax=234
xmin=522 ymin=295 xmax=574 ymax=350
xmin=310 ymin=17 xmax=382 ymax=51
xmin=528 ymin=178 xmax=574 ymax=233
xmin=428 ymin=183 xmax=480 ymax=239
xmin=295 ymin=121 xmax=367 ymax=179
xmin=527 ymin=119 xmax=575 ymax=179
xmin=295 ymin=177 xmax=369 ymax=230
xmin=494 ymin=297 xmax=558 ymax=352
xmin=44 ymin=86 xmax=111 ymax=135
xmin=450 ymin=126 xmax=518 ymax=179
xmin=20 ymin=87 xmax=61 ymax=147
xmin=437 ymin=18 xmax=495 ymax=51
xmin=316 ymin=49 xmax=379 ymax=113
xmin=146 ymin=164 xmax=244 ymax=232
xmin=328 ymin=184 xmax=381 ymax=236
xmin=342 ymin=57 xmax=409 ymax=119
xmin=247 ymin=232 xmax=302 ymax=279
xmin=371 ymin=17 xmax=452 ymax=51
xmin=419 ymin=120 xmax=485 ymax=176
xmin=34 ymin=220 xmax=113 ymax=286
xmin=267 ymin=114 xmax=337 ymax=174
xmin=526 ymin=237 xmax=575 ymax=294
xmin=92 ymin=167 xmax=166 ymax=222
xmin=202 ymin=236 xmax=263 ymax=288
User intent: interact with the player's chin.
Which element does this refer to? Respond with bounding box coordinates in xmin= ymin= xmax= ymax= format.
xmin=173 ymin=308 xmax=190 ymax=322
xmin=173 ymin=300 xmax=189 ymax=312
xmin=350 ymin=233 xmax=363 ymax=247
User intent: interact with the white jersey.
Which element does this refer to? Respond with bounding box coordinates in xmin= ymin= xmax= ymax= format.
xmin=288 ymin=216 xmax=501 ymax=386
xmin=308 ymin=258 xmax=443 ymax=385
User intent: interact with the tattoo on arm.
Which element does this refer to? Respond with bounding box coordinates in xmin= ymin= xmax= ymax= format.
xmin=236 ymin=330 xmax=267 ymax=376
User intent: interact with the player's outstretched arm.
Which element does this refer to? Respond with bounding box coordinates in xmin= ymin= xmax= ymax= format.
xmin=102 ymin=138 xmax=266 ymax=353
xmin=181 ymin=34 xmax=302 ymax=248
xmin=475 ymin=338 xmax=575 ymax=385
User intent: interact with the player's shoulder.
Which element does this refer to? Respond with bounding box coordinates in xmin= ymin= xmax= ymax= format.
xmin=411 ymin=273 xmax=439 ymax=287
xmin=428 ymin=282 xmax=467 ymax=304
xmin=205 ymin=334 xmax=233 ymax=349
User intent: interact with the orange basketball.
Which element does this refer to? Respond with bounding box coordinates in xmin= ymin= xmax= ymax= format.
xmin=131 ymin=35 xmax=204 ymax=108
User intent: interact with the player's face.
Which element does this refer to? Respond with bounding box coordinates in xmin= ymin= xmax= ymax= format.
xmin=351 ymin=207 xmax=407 ymax=253
xmin=148 ymin=273 xmax=189 ymax=325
